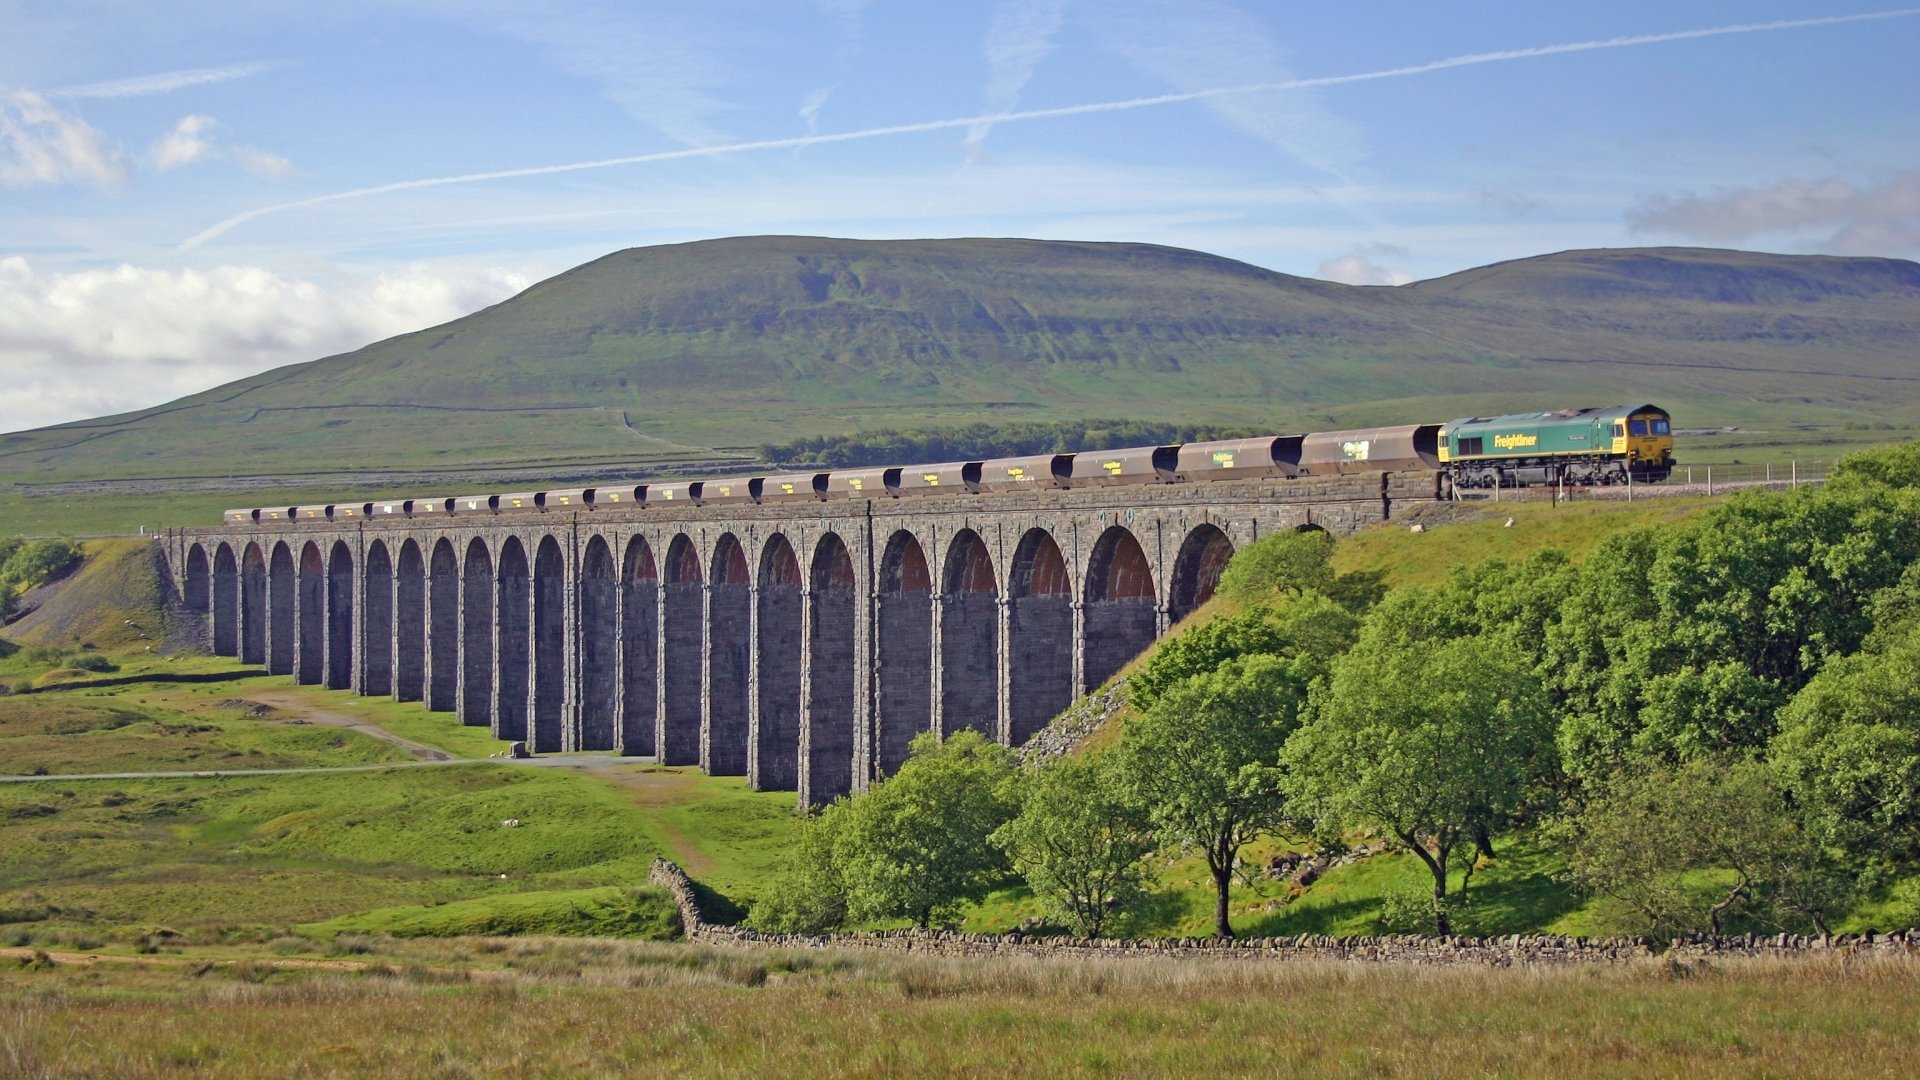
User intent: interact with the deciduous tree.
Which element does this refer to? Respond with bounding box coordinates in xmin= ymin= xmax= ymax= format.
xmin=1285 ymin=605 xmax=1553 ymax=934
xmin=1117 ymin=653 xmax=1304 ymax=937
xmin=1557 ymin=759 xmax=1848 ymax=936
xmin=834 ymin=730 xmax=1017 ymax=929
xmin=993 ymin=750 xmax=1155 ymax=937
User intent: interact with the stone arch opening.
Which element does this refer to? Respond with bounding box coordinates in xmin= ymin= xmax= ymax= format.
xmin=395 ymin=539 xmax=426 ymax=702
xmin=428 ymin=539 xmax=459 ymax=711
xmin=705 ymin=534 xmax=751 ymax=776
xmin=183 ymin=544 xmax=210 ymax=619
xmin=461 ymin=538 xmax=495 ymax=728
xmin=184 ymin=544 xmax=211 ymax=652
xmin=210 ymin=543 xmax=238 ymax=657
xmin=940 ymin=529 xmax=999 ymax=739
xmin=876 ymin=530 xmax=933 ymax=777
xmin=754 ymin=534 xmax=802 ymax=792
xmin=621 ymin=537 xmax=659 ymax=756
xmin=1083 ymin=526 xmax=1158 ymax=692
xmin=579 ymin=536 xmax=617 ymax=751
xmin=661 ymin=534 xmax=704 ymax=766
xmin=1008 ymin=529 xmax=1072 ymax=747
xmin=326 ymin=540 xmax=355 ymax=690
xmin=268 ymin=542 xmax=295 ymax=676
xmin=1169 ymin=524 xmax=1235 ymax=625
xmin=531 ymin=536 xmax=566 ymax=752
xmin=496 ymin=537 xmax=531 ymax=742
xmin=363 ymin=541 xmax=393 ymax=697
xmin=240 ymin=543 xmax=266 ymax=665
xmin=296 ymin=542 xmax=325 ymax=684
xmin=807 ymin=533 xmax=858 ymax=804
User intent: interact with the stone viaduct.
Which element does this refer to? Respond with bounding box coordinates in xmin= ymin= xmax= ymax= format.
xmin=163 ymin=472 xmax=1439 ymax=806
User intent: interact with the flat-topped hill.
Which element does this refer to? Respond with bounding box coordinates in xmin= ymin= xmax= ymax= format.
xmin=4 ymin=237 xmax=1918 ymax=488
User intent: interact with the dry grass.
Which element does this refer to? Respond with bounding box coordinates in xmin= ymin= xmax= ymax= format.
xmin=2 ymin=939 xmax=1917 ymax=1078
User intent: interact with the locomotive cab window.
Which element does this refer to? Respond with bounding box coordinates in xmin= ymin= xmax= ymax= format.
xmin=1629 ymin=419 xmax=1648 ymax=436
xmin=1458 ymin=436 xmax=1483 ymax=456
xmin=1651 ymin=418 xmax=1670 ymax=435
xmin=1612 ymin=424 xmax=1625 ymax=438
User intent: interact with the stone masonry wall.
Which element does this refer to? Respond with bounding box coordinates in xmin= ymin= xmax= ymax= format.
xmin=648 ymin=858 xmax=1920 ymax=967
xmin=165 ymin=471 xmax=1440 ymax=807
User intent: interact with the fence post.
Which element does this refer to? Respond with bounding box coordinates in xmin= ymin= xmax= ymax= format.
xmin=1792 ymin=460 xmax=1798 ymax=487
xmin=1707 ymin=466 xmax=1713 ymax=496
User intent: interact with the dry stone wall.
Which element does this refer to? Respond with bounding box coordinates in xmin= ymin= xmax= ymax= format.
xmin=649 ymin=858 xmax=1920 ymax=967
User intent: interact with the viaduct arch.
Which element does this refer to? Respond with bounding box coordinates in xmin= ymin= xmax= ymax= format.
xmin=168 ymin=472 xmax=1431 ymax=807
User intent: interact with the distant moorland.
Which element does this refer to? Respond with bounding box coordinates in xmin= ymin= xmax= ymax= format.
xmin=2 ymin=237 xmax=1918 ymax=535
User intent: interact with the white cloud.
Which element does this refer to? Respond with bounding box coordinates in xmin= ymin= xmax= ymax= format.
xmin=0 ymin=258 xmax=541 ymax=433
xmin=150 ymin=115 xmax=216 ymax=171
xmin=0 ymin=89 xmax=131 ymax=190
xmin=1316 ymin=255 xmax=1412 ymax=287
xmin=967 ymin=0 xmax=1070 ymax=153
xmin=148 ymin=114 xmax=300 ymax=179
xmin=1626 ymin=172 xmax=1920 ymax=254
xmin=231 ymin=145 xmax=301 ymax=180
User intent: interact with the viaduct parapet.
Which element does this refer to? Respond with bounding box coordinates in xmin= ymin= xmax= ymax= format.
xmin=164 ymin=472 xmax=1438 ymax=806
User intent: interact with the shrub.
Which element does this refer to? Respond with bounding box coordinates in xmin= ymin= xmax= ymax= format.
xmin=0 ymin=539 xmax=81 ymax=591
xmin=1218 ymin=529 xmax=1336 ymax=600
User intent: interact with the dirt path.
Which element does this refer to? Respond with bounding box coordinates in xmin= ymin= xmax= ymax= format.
xmin=244 ymin=690 xmax=455 ymax=761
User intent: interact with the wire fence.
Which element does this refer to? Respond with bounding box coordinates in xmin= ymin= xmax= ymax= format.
xmin=1454 ymin=459 xmax=1835 ymax=504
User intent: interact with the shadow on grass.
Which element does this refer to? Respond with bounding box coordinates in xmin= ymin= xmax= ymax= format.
xmin=1241 ymin=844 xmax=1587 ymax=939
xmin=17 ymin=668 xmax=270 ymax=694
xmin=689 ymin=876 xmax=748 ymax=926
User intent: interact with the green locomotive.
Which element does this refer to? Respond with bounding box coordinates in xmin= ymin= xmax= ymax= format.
xmin=1438 ymin=404 xmax=1674 ymax=488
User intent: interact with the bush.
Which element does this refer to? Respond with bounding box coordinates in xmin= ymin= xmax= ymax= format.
xmin=1218 ymin=529 xmax=1336 ymax=600
xmin=0 ymin=539 xmax=81 ymax=591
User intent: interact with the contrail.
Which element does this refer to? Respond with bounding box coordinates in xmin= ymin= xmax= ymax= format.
xmin=44 ymin=61 xmax=278 ymax=100
xmin=180 ymin=8 xmax=1920 ymax=250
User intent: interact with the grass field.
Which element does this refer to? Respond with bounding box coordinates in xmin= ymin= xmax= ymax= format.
xmin=3 ymin=940 xmax=1918 ymax=1078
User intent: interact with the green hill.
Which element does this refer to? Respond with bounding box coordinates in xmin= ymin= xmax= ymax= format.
xmin=2 ymin=237 xmax=1917 ymax=533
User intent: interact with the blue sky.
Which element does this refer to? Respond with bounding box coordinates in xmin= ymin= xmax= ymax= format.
xmin=2 ymin=1 xmax=1916 ymax=432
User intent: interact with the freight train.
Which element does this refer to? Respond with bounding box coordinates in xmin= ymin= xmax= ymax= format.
xmin=220 ymin=403 xmax=1675 ymax=525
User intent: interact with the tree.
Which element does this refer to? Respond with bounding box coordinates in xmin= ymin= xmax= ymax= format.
xmin=746 ymin=804 xmax=851 ymax=933
xmin=1117 ymin=653 xmax=1304 ymax=937
xmin=1829 ymin=441 xmax=1920 ymax=491
xmin=992 ymin=750 xmax=1156 ymax=937
xmin=1772 ymin=619 xmax=1920 ymax=869
xmin=1127 ymin=607 xmax=1289 ymax=711
xmin=1557 ymin=759 xmax=1849 ymax=936
xmin=1284 ymin=614 xmax=1553 ymax=935
xmin=1218 ymin=529 xmax=1336 ymax=600
xmin=833 ymin=730 xmax=1017 ymax=929
xmin=1127 ymin=598 xmax=1356 ymax=713
xmin=0 ymin=538 xmax=81 ymax=591
xmin=1548 ymin=485 xmax=1920 ymax=779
